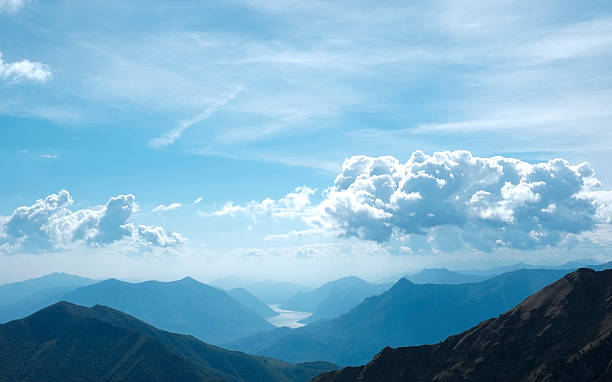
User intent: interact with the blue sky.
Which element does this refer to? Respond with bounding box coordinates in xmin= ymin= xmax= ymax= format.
xmin=1 ymin=0 xmax=612 ymax=284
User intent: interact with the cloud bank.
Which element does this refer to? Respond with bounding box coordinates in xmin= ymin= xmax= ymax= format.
xmin=307 ymin=150 xmax=611 ymax=251
xmin=0 ymin=190 xmax=185 ymax=254
xmin=0 ymin=52 xmax=51 ymax=83
xmin=203 ymin=150 xmax=612 ymax=253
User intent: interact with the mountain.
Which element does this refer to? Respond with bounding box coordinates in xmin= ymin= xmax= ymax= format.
xmin=312 ymin=268 xmax=612 ymax=382
xmin=457 ymin=258 xmax=601 ymax=276
xmin=593 ymin=260 xmax=612 ymax=271
xmin=404 ymin=268 xmax=490 ymax=284
xmin=62 ymin=277 xmax=275 ymax=344
xmin=227 ymin=287 xmax=276 ymax=318
xmin=229 ymin=268 xmax=572 ymax=365
xmin=0 ymin=302 xmax=337 ymax=382
xmin=209 ymin=276 xmax=255 ymax=290
xmin=0 ymin=285 xmax=80 ymax=323
xmin=0 ymin=272 xmax=95 ymax=306
xmin=243 ymin=281 xmax=312 ymax=305
xmin=281 ymin=276 xmax=391 ymax=324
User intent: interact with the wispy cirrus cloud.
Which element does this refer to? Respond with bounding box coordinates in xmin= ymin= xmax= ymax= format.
xmin=148 ymin=85 xmax=243 ymax=149
xmin=152 ymin=203 xmax=182 ymax=213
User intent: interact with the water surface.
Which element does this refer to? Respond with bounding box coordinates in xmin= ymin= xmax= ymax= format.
xmin=266 ymin=304 xmax=311 ymax=328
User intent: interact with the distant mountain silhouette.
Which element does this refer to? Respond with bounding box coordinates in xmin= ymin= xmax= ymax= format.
xmin=281 ymin=276 xmax=391 ymax=324
xmin=229 ymin=268 xmax=574 ymax=365
xmin=404 ymin=268 xmax=490 ymax=284
xmin=62 ymin=277 xmax=274 ymax=344
xmin=456 ymin=258 xmax=601 ymax=276
xmin=209 ymin=276 xmax=255 ymax=290
xmin=312 ymin=268 xmax=612 ymax=382
xmin=0 ymin=285 xmax=78 ymax=323
xmin=243 ymin=281 xmax=312 ymax=304
xmin=227 ymin=287 xmax=276 ymax=318
xmin=0 ymin=302 xmax=337 ymax=382
xmin=0 ymin=272 xmax=94 ymax=306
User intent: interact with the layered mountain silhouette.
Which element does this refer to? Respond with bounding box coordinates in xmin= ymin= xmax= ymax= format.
xmin=242 ymin=281 xmax=312 ymax=305
xmin=281 ymin=276 xmax=391 ymax=324
xmin=0 ymin=301 xmax=337 ymax=382
xmin=0 ymin=272 xmax=95 ymax=306
xmin=229 ymin=268 xmax=574 ymax=365
xmin=0 ymin=273 xmax=97 ymax=323
xmin=404 ymin=268 xmax=490 ymax=284
xmin=61 ymin=277 xmax=274 ymax=344
xmin=227 ymin=287 xmax=277 ymax=318
xmin=313 ymin=268 xmax=612 ymax=382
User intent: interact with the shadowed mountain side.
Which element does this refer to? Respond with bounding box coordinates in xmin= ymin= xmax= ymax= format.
xmin=62 ymin=277 xmax=274 ymax=345
xmin=229 ymin=268 xmax=573 ymax=365
xmin=0 ymin=273 xmax=95 ymax=306
xmin=312 ymin=268 xmax=612 ymax=382
xmin=281 ymin=277 xmax=391 ymax=324
xmin=0 ymin=302 xmax=337 ymax=382
xmin=227 ymin=288 xmax=277 ymax=318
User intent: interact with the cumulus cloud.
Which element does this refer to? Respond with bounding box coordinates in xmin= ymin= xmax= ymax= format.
xmin=202 ymin=186 xmax=316 ymax=220
xmin=0 ymin=0 xmax=29 ymax=14
xmin=307 ymin=150 xmax=612 ymax=252
xmin=138 ymin=225 xmax=186 ymax=247
xmin=153 ymin=203 xmax=182 ymax=213
xmin=0 ymin=190 xmax=185 ymax=253
xmin=0 ymin=52 xmax=51 ymax=83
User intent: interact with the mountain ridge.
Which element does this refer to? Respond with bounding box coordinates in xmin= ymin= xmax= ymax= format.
xmin=229 ymin=268 xmax=576 ymax=365
xmin=0 ymin=301 xmax=338 ymax=382
xmin=312 ymin=268 xmax=612 ymax=382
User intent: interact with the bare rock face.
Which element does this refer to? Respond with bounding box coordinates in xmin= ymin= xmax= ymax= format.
xmin=313 ymin=268 xmax=612 ymax=382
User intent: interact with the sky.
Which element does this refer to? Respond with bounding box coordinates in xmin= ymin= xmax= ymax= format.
xmin=1 ymin=0 xmax=612 ymax=285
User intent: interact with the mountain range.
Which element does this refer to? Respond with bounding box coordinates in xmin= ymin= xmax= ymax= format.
xmin=61 ymin=277 xmax=274 ymax=345
xmin=228 ymin=268 xmax=575 ymax=365
xmin=280 ymin=276 xmax=391 ymax=324
xmin=227 ymin=287 xmax=277 ymax=318
xmin=0 ymin=272 xmax=95 ymax=306
xmin=0 ymin=301 xmax=337 ymax=382
xmin=404 ymin=268 xmax=490 ymax=284
xmin=313 ymin=268 xmax=612 ymax=382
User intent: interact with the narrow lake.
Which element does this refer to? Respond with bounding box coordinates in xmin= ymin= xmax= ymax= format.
xmin=266 ymin=304 xmax=312 ymax=329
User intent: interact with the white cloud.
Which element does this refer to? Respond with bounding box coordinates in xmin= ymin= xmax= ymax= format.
xmin=148 ymin=85 xmax=243 ymax=149
xmin=202 ymin=186 xmax=316 ymax=220
xmin=305 ymin=151 xmax=612 ymax=252
xmin=0 ymin=0 xmax=28 ymax=14
xmin=192 ymin=196 xmax=203 ymax=205
xmin=0 ymin=52 xmax=51 ymax=83
xmin=40 ymin=154 xmax=58 ymax=159
xmin=0 ymin=190 xmax=185 ymax=253
xmin=138 ymin=225 xmax=186 ymax=247
xmin=152 ymin=203 xmax=182 ymax=213
xmin=203 ymin=202 xmax=247 ymax=217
